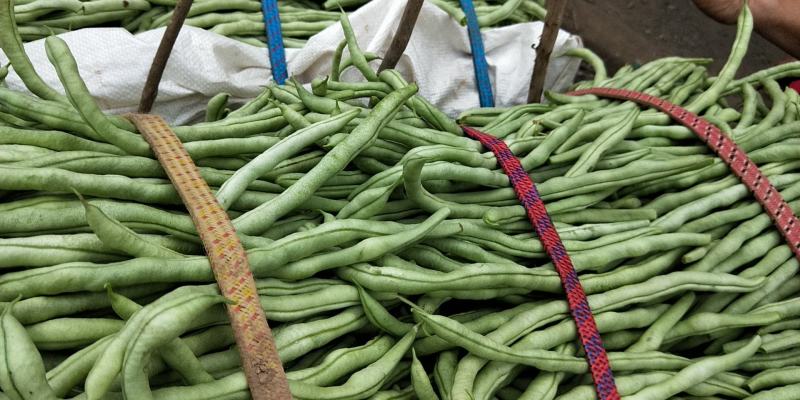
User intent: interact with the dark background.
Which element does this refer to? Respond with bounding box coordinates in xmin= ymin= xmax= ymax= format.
xmin=562 ymin=0 xmax=791 ymax=76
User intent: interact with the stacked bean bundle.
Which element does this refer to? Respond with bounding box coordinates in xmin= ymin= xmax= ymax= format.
xmin=11 ymin=0 xmax=546 ymax=47
xmin=2 ymin=4 xmax=800 ymax=400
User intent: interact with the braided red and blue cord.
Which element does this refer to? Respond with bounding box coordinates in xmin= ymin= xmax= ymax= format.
xmin=462 ymin=125 xmax=621 ymax=400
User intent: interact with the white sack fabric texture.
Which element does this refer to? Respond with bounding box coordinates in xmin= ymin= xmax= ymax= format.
xmin=0 ymin=0 xmax=582 ymax=124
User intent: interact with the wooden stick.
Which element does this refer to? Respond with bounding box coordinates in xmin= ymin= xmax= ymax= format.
xmin=138 ymin=0 xmax=193 ymax=113
xmin=527 ymin=0 xmax=568 ymax=103
xmin=378 ymin=0 xmax=424 ymax=72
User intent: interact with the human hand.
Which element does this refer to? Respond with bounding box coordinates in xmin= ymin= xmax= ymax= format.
xmin=691 ymin=0 xmax=745 ymax=24
xmin=693 ymin=0 xmax=800 ymax=59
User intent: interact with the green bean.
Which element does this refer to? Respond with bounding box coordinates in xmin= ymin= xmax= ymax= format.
xmin=275 ymin=306 xmax=367 ymax=364
xmin=26 ymin=317 xmax=123 ymax=350
xmin=414 ymin=302 xmax=543 ymax=356
xmin=79 ymin=192 xmax=184 ymax=259
xmin=662 ymin=312 xmax=780 ymax=344
xmin=720 ymin=257 xmax=799 ymax=315
xmin=760 ymin=317 xmax=800 ymax=335
xmin=740 ymin=348 xmax=800 ymax=370
xmin=0 ymin=0 xmax=65 ymax=102
xmin=327 ymin=38 xmax=349 ymax=81
xmin=84 ymin=286 xmax=221 ymax=399
xmin=45 ymin=37 xmax=151 ymax=156
xmin=521 ymin=110 xmax=585 ymax=170
xmin=566 ymin=107 xmax=640 ymax=176
xmin=415 ymin=308 xmax=692 ymax=374
xmin=338 ymin=52 xmax=381 ymax=82
xmin=667 ymin=65 xmax=707 ymax=105
xmin=514 ymin=344 xmax=573 ymax=400
xmin=379 ymin=70 xmax=459 ymax=134
xmin=555 ymin=111 xmax=624 ymax=154
xmin=551 ymin=208 xmax=656 ymax=224
xmin=630 ymin=124 xmax=694 ymax=140
xmin=627 ymin=292 xmax=696 ymax=352
xmin=0 ymin=125 xmax=126 ymax=154
xmin=748 ymin=366 xmax=800 ymax=391
xmin=0 ymin=233 xmax=126 ymax=268
xmin=357 ymin=284 xmax=413 ymax=336
xmin=0 ymin=164 xmax=346 ymax=215
xmin=580 ymin=249 xmax=683 ymax=294
xmin=727 ymin=330 xmax=800 ymax=354
xmin=653 ymin=174 xmax=800 ymax=231
xmin=370 ymin=386 xmax=415 ymax=400
xmin=756 ymin=276 xmax=800 ymax=308
xmin=744 ymin=383 xmax=800 ymax=399
xmin=410 ymin=349 xmax=440 ymax=400
xmin=234 ymin=86 xmax=417 ymax=234
xmin=340 ymin=262 xmax=560 ymax=297
xmin=784 ymin=87 xmax=800 ymax=124
xmin=286 ymin=335 xmax=394 ymax=386
xmin=449 ymin=271 xmax=764 ymax=399
xmin=261 ymin=284 xmax=366 ymax=321
xmin=628 ymin=336 xmax=761 ymax=399
xmin=565 ymin=232 xmax=710 ymax=272
xmin=267 ymin=208 xmax=449 ymax=280
xmin=173 ymin=114 xmax=288 ymax=142
xmin=107 ymin=288 xmax=214 ymax=385
xmin=0 ymin=87 xmax=104 ymax=139
xmin=463 ymin=224 xmax=656 ymax=259
xmin=122 ymin=5 xmax=164 ymax=31
xmin=182 ymin=136 xmax=281 ymax=159
xmin=649 ymin=174 xmax=739 ymax=216
xmin=271 ymin=99 xmax=312 ymax=131
xmin=0 ymin=283 xmax=168 ymax=325
xmin=119 ymin=288 xmax=225 ymax=399
xmin=650 ymin=63 xmax=697 ymax=97
xmin=424 ymin=237 xmax=519 ymax=264
xmin=432 ymin=350 xmax=457 ymax=400
xmin=3 ymin=12 xmax=800 ymax=398
xmin=0 ymin=300 xmax=58 ymax=400
xmin=136 ymin=371 xmax=247 ymax=400
xmin=557 ymin=371 xmax=748 ymax=400
xmin=216 ymin=109 xmax=358 ymax=209
xmin=409 ymin=155 xmax=708 ymax=218
xmin=689 ymin=200 xmax=800 ymax=273
xmin=563 ymin=47 xmax=607 ymax=84
xmin=338 ymin=11 xmax=378 ymax=82
xmin=46 ymin=334 xmax=115 ymax=397
xmin=736 ymin=79 xmax=786 ymax=141
xmin=289 ymin=327 xmax=417 ymax=400
xmin=473 ymin=306 xmax=665 ymax=400
xmin=735 ymin=82 xmax=759 ymax=131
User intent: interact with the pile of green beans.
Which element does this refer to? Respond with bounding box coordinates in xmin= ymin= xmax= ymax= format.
xmin=2 ymin=3 xmax=800 ymax=400
xmin=11 ymin=0 xmax=546 ymax=48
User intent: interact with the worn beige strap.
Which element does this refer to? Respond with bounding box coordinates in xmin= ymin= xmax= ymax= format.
xmin=128 ymin=114 xmax=292 ymax=400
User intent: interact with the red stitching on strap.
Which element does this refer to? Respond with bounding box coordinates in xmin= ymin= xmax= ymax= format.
xmin=461 ymin=126 xmax=621 ymax=400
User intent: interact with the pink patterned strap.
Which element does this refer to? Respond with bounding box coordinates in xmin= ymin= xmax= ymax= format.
xmin=462 ymin=125 xmax=621 ymax=400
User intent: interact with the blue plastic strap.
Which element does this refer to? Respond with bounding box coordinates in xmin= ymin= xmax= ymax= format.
xmin=459 ymin=0 xmax=494 ymax=107
xmin=261 ymin=0 xmax=288 ymax=84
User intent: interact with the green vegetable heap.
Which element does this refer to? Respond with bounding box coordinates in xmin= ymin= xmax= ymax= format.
xmin=1 ymin=3 xmax=800 ymax=400
xmin=11 ymin=0 xmax=547 ymax=47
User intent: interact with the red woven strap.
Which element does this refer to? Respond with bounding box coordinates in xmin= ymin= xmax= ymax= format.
xmin=461 ymin=126 xmax=621 ymax=400
xmin=790 ymin=80 xmax=800 ymax=93
xmin=570 ymin=87 xmax=800 ymax=260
